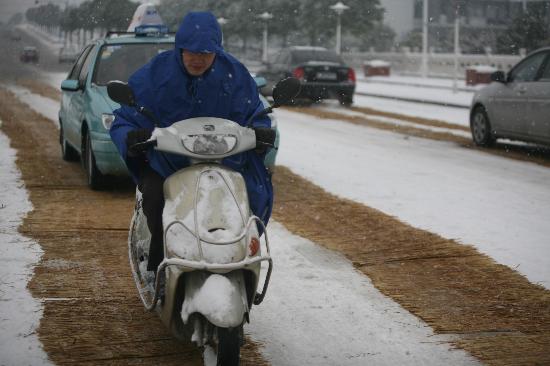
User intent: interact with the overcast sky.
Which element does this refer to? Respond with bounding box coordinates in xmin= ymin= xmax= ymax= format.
xmin=0 ymin=0 xmax=79 ymax=23
xmin=0 ymin=0 xmax=153 ymax=23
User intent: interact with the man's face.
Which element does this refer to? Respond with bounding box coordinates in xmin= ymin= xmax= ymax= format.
xmin=182 ymin=50 xmax=216 ymax=76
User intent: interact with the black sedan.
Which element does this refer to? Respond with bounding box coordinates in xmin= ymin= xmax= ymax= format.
xmin=257 ymin=46 xmax=356 ymax=106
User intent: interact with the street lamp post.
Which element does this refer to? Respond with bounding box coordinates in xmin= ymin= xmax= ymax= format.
xmin=257 ymin=12 xmax=273 ymax=64
xmin=452 ymin=4 xmax=461 ymax=93
xmin=330 ymin=1 xmax=349 ymax=55
xmin=421 ymin=0 xmax=429 ymax=78
xmin=217 ymin=17 xmax=228 ymax=46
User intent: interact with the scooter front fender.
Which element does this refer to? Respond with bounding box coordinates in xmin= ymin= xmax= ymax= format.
xmin=180 ymin=270 xmax=249 ymax=328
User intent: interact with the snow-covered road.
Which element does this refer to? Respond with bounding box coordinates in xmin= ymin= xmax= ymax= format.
xmin=4 ymin=23 xmax=548 ymax=366
xmin=353 ymin=93 xmax=471 ymax=127
xmin=0 ymin=79 xmax=488 ymax=365
xmin=3 ymin=66 xmax=549 ymax=364
xmin=274 ymin=108 xmax=550 ymax=289
xmin=355 ymin=79 xmax=473 ymax=108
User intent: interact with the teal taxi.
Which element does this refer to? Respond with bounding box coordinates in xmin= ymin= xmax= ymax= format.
xmin=59 ymin=25 xmax=174 ymax=189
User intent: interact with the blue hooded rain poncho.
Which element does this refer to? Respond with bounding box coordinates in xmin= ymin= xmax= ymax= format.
xmin=110 ymin=11 xmax=273 ymax=225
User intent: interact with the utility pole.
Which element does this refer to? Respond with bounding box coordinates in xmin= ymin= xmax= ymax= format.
xmin=421 ymin=0 xmax=429 ymax=78
xmin=452 ymin=3 xmax=461 ymax=94
xmin=257 ymin=12 xmax=273 ymax=64
xmin=217 ymin=17 xmax=228 ymax=46
xmin=330 ymin=2 xmax=350 ymax=55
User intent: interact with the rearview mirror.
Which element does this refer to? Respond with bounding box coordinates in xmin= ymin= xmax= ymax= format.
xmin=490 ymin=71 xmax=506 ymax=83
xmin=61 ymin=79 xmax=80 ymax=92
xmin=107 ymin=80 xmax=136 ymax=106
xmin=272 ymin=77 xmax=301 ymax=107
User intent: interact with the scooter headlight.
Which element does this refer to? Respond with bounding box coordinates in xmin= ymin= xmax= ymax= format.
xmin=182 ymin=134 xmax=237 ymax=155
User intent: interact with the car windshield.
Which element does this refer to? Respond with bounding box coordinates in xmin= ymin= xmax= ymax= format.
xmin=93 ymin=43 xmax=172 ymax=85
xmin=291 ymin=49 xmax=343 ymax=64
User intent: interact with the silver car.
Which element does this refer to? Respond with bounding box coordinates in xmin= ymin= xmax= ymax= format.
xmin=470 ymin=47 xmax=550 ymax=147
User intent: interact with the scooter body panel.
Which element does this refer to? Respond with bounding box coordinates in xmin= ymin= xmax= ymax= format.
xmin=162 ymin=164 xmax=252 ymax=263
xmin=157 ymin=164 xmax=261 ymax=338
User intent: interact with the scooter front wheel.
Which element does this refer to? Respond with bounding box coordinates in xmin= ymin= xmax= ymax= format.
xmin=216 ymin=325 xmax=242 ymax=366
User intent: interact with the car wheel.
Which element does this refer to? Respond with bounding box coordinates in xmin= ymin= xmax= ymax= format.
xmin=59 ymin=122 xmax=79 ymax=162
xmin=339 ymin=93 xmax=353 ymax=107
xmin=470 ymin=106 xmax=495 ymax=147
xmin=83 ymin=131 xmax=108 ymax=190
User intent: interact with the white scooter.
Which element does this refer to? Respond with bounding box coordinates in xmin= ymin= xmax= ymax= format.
xmin=107 ymin=78 xmax=300 ymax=365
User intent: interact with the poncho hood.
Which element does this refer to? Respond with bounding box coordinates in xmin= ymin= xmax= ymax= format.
xmin=175 ymin=11 xmax=222 ymax=54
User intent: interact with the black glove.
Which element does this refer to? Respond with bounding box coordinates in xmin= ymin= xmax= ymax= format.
xmin=254 ymin=127 xmax=276 ymax=154
xmin=126 ymin=128 xmax=152 ymax=157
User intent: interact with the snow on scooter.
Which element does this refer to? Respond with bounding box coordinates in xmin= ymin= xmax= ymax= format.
xmin=107 ymin=77 xmax=300 ymax=365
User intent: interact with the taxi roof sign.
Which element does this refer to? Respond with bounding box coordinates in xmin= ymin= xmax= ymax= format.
xmin=127 ymin=4 xmax=165 ymax=32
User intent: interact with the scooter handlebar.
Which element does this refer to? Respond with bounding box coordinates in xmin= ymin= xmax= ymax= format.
xmin=129 ymin=139 xmax=157 ymax=153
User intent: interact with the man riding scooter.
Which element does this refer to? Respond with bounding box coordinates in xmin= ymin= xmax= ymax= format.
xmin=110 ymin=11 xmax=275 ymax=273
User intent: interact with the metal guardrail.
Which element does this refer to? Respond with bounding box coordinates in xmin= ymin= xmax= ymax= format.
xmin=343 ymin=51 xmax=523 ymax=78
xmin=144 ymin=213 xmax=273 ymax=311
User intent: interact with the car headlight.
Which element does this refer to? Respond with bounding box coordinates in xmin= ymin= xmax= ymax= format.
xmin=182 ymin=134 xmax=237 ymax=155
xmin=101 ymin=113 xmax=115 ymax=130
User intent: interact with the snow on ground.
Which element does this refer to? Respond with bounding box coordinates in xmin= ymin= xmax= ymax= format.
xmin=353 ymin=94 xmax=471 ymax=127
xmin=5 ymin=85 xmax=60 ymax=128
xmin=317 ymin=100 xmax=471 ymax=138
xmin=355 ymin=80 xmax=474 ymax=108
xmin=0 ymin=124 xmax=51 ymax=365
xmin=274 ymin=108 xmax=550 ymax=289
xmin=356 ymin=74 xmax=481 ymax=91
xmin=248 ymin=222 xmax=479 ymax=365
xmin=46 ymin=72 xmax=68 ymax=91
